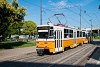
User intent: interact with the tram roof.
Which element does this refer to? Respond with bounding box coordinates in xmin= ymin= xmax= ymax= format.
xmin=37 ymin=25 xmax=53 ymax=27
xmin=37 ymin=24 xmax=84 ymax=31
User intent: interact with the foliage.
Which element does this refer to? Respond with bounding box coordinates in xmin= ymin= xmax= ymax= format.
xmin=94 ymin=36 xmax=100 ymax=39
xmin=93 ymin=32 xmax=100 ymax=39
xmin=93 ymin=33 xmax=97 ymax=38
xmin=0 ymin=0 xmax=26 ymax=40
xmin=22 ymin=21 xmax=37 ymax=35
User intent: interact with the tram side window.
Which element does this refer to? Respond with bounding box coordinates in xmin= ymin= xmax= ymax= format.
xmin=88 ymin=33 xmax=90 ymax=37
xmin=64 ymin=29 xmax=69 ymax=38
xmin=83 ymin=32 xmax=85 ymax=37
xmin=48 ymin=27 xmax=54 ymax=38
xmin=49 ymin=30 xmax=53 ymax=38
xmin=50 ymin=27 xmax=53 ymax=29
xmin=77 ymin=31 xmax=79 ymax=37
xmin=69 ymin=30 xmax=73 ymax=38
xmin=80 ymin=31 xmax=82 ymax=37
xmin=64 ymin=29 xmax=66 ymax=33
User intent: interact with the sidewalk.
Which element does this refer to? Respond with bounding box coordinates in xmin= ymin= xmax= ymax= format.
xmin=0 ymin=46 xmax=36 ymax=61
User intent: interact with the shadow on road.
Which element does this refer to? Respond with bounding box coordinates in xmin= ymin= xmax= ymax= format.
xmin=0 ymin=61 xmax=81 ymax=67
xmin=0 ymin=60 xmax=100 ymax=67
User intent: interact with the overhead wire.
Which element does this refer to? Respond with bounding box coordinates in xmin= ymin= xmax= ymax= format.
xmin=22 ymin=0 xmax=58 ymax=24
xmin=51 ymin=0 xmax=79 ymax=15
xmin=51 ymin=0 xmax=90 ymax=28
xmin=22 ymin=0 xmax=99 ymax=28
xmin=22 ymin=0 xmax=80 ymax=23
xmin=92 ymin=13 xmax=100 ymax=27
xmin=22 ymin=0 xmax=56 ymax=12
xmin=77 ymin=8 xmax=100 ymax=27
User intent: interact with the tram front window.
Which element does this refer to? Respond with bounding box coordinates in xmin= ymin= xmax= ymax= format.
xmin=38 ymin=32 xmax=48 ymax=38
xmin=37 ymin=26 xmax=54 ymax=39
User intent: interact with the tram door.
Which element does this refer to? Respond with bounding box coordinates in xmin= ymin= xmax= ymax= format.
xmin=74 ymin=31 xmax=77 ymax=46
xmin=55 ymin=30 xmax=62 ymax=52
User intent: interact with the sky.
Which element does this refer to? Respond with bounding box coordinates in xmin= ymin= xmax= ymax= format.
xmin=9 ymin=0 xmax=100 ymax=28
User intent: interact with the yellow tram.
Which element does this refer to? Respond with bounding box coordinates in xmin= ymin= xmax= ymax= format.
xmin=36 ymin=23 xmax=90 ymax=55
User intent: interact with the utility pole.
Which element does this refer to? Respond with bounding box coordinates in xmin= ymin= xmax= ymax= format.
xmin=89 ymin=19 xmax=93 ymax=42
xmin=40 ymin=0 xmax=42 ymax=25
xmin=80 ymin=6 xmax=82 ymax=30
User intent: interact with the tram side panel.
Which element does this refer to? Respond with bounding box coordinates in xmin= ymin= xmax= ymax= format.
xmin=63 ymin=39 xmax=74 ymax=49
xmin=47 ymin=40 xmax=55 ymax=53
xmin=82 ymin=37 xmax=88 ymax=44
xmin=82 ymin=31 xmax=91 ymax=44
xmin=76 ymin=38 xmax=83 ymax=45
xmin=36 ymin=40 xmax=46 ymax=48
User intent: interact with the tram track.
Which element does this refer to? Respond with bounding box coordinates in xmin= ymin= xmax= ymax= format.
xmin=48 ymin=44 xmax=96 ymax=67
xmin=0 ymin=44 xmax=96 ymax=67
xmin=31 ymin=46 xmax=85 ymax=63
xmin=72 ymin=46 xmax=96 ymax=66
xmin=25 ymin=55 xmax=51 ymax=62
xmin=58 ymin=45 xmax=95 ymax=64
xmin=5 ymin=52 xmax=51 ymax=63
xmin=31 ymin=44 xmax=92 ymax=64
xmin=6 ymin=44 xmax=88 ymax=63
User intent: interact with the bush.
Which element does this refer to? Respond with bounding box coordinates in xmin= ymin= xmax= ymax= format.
xmin=94 ymin=36 xmax=100 ymax=39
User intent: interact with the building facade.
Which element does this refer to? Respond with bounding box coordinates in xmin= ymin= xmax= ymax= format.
xmin=82 ymin=28 xmax=100 ymax=37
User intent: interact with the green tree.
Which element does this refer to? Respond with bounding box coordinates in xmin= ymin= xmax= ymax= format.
xmin=0 ymin=0 xmax=26 ymax=40
xmin=22 ymin=21 xmax=37 ymax=36
xmin=93 ymin=33 xmax=97 ymax=38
